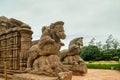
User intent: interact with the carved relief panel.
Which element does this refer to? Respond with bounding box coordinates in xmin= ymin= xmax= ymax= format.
xmin=0 ymin=16 xmax=33 ymax=70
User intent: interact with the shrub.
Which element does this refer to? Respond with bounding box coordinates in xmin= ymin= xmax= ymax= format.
xmin=85 ymin=61 xmax=119 ymax=69
xmin=111 ymin=56 xmax=119 ymax=61
xmin=80 ymin=45 xmax=100 ymax=61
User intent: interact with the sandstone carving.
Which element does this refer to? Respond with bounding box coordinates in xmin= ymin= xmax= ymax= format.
xmin=0 ymin=16 xmax=86 ymax=80
xmin=25 ymin=21 xmax=71 ymax=78
xmin=39 ymin=21 xmax=66 ymax=55
xmin=60 ymin=37 xmax=87 ymax=75
xmin=26 ymin=21 xmax=66 ymax=69
xmin=32 ymin=55 xmax=69 ymax=77
xmin=58 ymin=71 xmax=72 ymax=80
xmin=0 ymin=16 xmax=33 ymax=70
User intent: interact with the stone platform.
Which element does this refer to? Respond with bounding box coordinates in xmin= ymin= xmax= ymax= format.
xmin=12 ymin=71 xmax=72 ymax=80
xmin=13 ymin=73 xmax=58 ymax=80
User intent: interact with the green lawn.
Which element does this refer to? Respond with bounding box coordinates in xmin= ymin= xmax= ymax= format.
xmin=85 ymin=61 xmax=120 ymax=69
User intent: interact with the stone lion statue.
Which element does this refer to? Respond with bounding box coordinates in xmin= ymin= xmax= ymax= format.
xmin=60 ymin=37 xmax=87 ymax=75
xmin=60 ymin=37 xmax=83 ymax=60
xmin=26 ymin=21 xmax=66 ymax=71
xmin=38 ymin=21 xmax=66 ymax=55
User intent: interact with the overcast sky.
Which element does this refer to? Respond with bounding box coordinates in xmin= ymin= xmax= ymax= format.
xmin=0 ymin=0 xmax=120 ymax=49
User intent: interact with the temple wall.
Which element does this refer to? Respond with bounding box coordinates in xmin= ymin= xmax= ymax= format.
xmin=0 ymin=16 xmax=33 ymax=70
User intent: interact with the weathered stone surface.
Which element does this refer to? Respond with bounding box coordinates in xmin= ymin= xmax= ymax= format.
xmin=58 ymin=71 xmax=72 ymax=80
xmin=60 ymin=37 xmax=87 ymax=75
xmin=0 ymin=16 xmax=33 ymax=70
xmin=39 ymin=38 xmax=61 ymax=55
xmin=62 ymin=55 xmax=84 ymax=65
xmin=72 ymin=63 xmax=87 ymax=75
xmin=30 ymin=55 xmax=68 ymax=77
xmin=13 ymin=73 xmax=58 ymax=80
xmin=25 ymin=21 xmax=72 ymax=80
xmin=12 ymin=72 xmax=72 ymax=80
xmin=32 ymin=40 xmax=39 ymax=46
xmin=26 ymin=21 xmax=66 ymax=69
xmin=60 ymin=37 xmax=83 ymax=60
xmin=38 ymin=21 xmax=66 ymax=55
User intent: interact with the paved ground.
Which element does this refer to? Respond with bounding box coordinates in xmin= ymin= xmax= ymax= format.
xmin=0 ymin=69 xmax=120 ymax=80
xmin=72 ymin=69 xmax=120 ymax=80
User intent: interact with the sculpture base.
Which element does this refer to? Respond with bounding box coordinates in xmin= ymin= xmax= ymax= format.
xmin=13 ymin=73 xmax=58 ymax=80
xmin=63 ymin=64 xmax=87 ymax=76
xmin=13 ymin=71 xmax=72 ymax=80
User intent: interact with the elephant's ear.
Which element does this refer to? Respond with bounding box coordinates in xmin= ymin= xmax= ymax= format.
xmin=42 ymin=26 xmax=47 ymax=33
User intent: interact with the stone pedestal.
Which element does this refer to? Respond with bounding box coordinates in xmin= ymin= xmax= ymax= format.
xmin=13 ymin=72 xmax=72 ymax=80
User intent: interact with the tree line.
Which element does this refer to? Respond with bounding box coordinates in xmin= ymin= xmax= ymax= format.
xmin=79 ymin=34 xmax=120 ymax=61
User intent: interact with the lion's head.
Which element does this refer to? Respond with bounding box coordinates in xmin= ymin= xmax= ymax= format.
xmin=68 ymin=37 xmax=83 ymax=54
xmin=50 ymin=21 xmax=66 ymax=40
xmin=75 ymin=37 xmax=83 ymax=46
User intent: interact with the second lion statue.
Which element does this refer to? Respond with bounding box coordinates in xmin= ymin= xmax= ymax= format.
xmin=60 ymin=37 xmax=88 ymax=75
